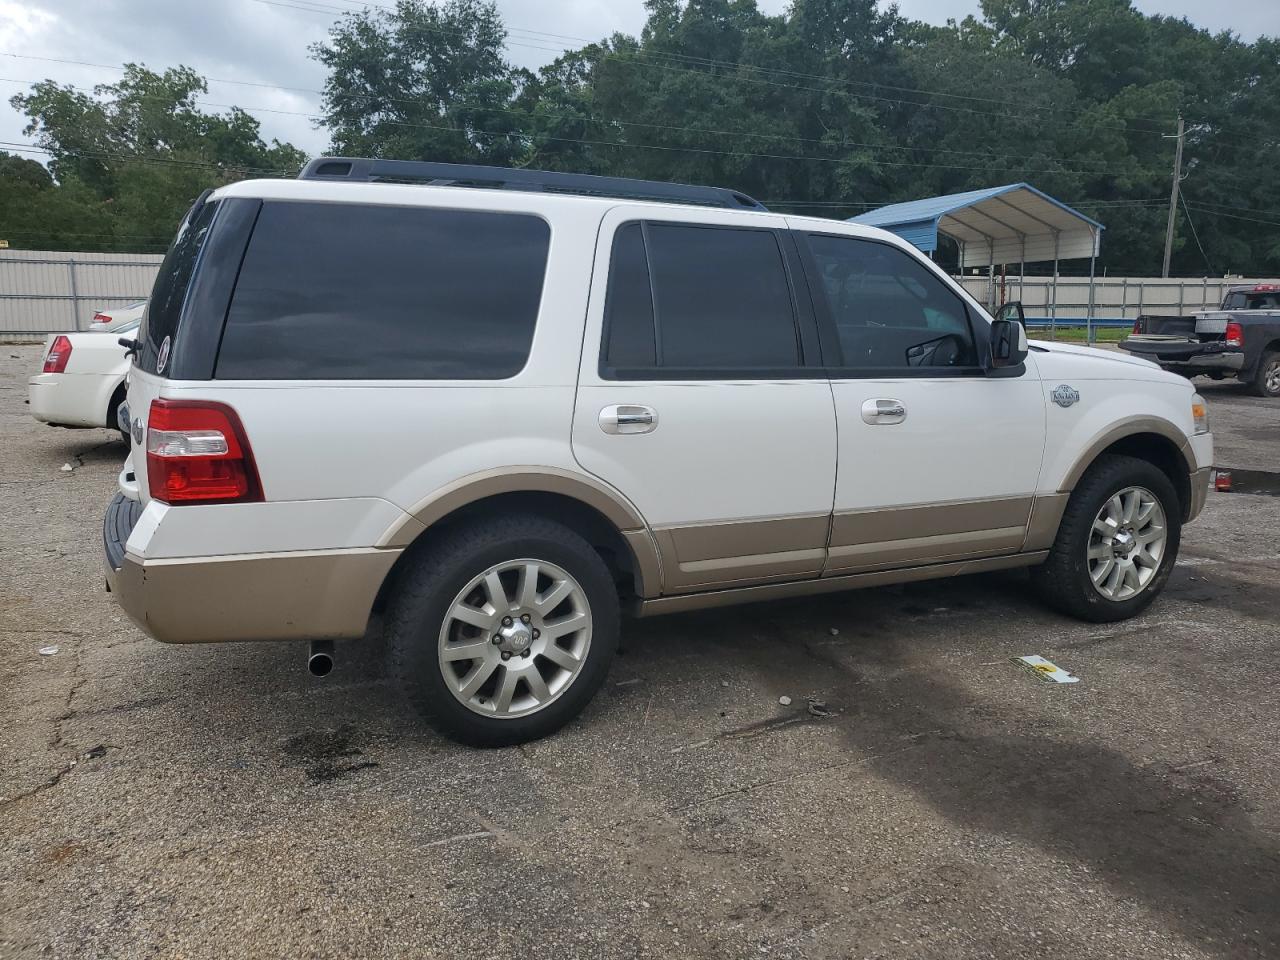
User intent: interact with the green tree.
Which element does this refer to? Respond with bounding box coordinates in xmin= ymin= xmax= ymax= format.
xmin=4 ymin=64 xmax=307 ymax=251
xmin=312 ymin=0 xmax=526 ymax=165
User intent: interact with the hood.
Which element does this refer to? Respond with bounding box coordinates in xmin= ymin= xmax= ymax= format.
xmin=1029 ymin=339 xmax=1161 ymax=371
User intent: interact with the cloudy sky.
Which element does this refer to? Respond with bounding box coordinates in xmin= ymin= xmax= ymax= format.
xmin=1 ymin=0 xmax=1276 ymax=160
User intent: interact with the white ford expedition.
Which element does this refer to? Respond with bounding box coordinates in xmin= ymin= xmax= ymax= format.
xmin=105 ymin=158 xmax=1213 ymax=745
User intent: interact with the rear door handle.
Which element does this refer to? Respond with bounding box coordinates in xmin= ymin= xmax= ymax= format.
xmin=599 ymin=404 xmax=658 ymax=435
xmin=861 ymin=398 xmax=906 ymax=425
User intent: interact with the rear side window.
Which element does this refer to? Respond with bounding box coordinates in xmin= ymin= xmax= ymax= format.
xmin=215 ymin=202 xmax=550 ymax=380
xmin=602 ymin=223 xmax=656 ymax=368
xmin=601 ymin=221 xmax=800 ymax=375
xmin=139 ymin=198 xmax=219 ymax=374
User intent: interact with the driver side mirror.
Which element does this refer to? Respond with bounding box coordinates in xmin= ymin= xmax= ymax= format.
xmin=993 ymin=300 xmax=1026 ymax=328
xmin=989 ymin=318 xmax=1028 ymax=370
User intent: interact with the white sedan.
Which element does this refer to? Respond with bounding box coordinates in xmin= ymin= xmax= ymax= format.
xmin=88 ymin=300 xmax=147 ymax=332
xmin=28 ymin=321 xmax=135 ymax=436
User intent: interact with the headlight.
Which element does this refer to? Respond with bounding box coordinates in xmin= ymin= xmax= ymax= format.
xmin=1191 ymin=394 xmax=1209 ymax=435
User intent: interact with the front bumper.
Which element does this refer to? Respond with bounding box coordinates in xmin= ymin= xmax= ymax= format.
xmin=1188 ymin=466 xmax=1212 ymax=522
xmin=103 ymin=493 xmax=401 ymax=644
xmin=1120 ymin=337 xmax=1244 ymax=374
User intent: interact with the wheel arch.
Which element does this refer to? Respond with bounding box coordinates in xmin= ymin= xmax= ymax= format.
xmin=1059 ymin=420 xmax=1194 ymax=521
xmin=371 ymin=469 xmax=663 ymax=618
xmin=106 ymin=377 xmax=127 ymax=428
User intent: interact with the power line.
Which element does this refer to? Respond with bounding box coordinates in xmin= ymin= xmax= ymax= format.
xmin=0 ymin=74 xmax=1132 ymax=173
xmin=250 ymin=0 xmax=1176 ymax=138
xmin=1178 ymin=192 xmax=1213 ymax=274
xmin=0 ymin=141 xmax=299 ymax=175
xmin=1184 ymin=203 xmax=1280 ymax=229
xmin=269 ymin=0 xmax=1182 ymax=130
xmin=1180 ymin=198 xmax=1280 ymax=218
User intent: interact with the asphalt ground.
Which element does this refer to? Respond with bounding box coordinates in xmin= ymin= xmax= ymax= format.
xmin=1 ymin=343 xmax=1278 ymax=960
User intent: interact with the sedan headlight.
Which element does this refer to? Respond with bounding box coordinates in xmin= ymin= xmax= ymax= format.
xmin=1191 ymin=394 xmax=1209 ymax=435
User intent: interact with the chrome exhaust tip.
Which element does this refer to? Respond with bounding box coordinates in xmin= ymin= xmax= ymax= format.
xmin=308 ymin=639 xmax=334 ymax=678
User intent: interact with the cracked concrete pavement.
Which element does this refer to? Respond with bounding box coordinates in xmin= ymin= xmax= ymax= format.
xmin=1 ymin=345 xmax=1279 ymax=959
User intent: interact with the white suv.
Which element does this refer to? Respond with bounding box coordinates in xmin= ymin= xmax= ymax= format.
xmin=105 ymin=158 xmax=1213 ymax=745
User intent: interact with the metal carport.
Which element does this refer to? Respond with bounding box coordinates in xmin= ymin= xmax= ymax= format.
xmin=849 ymin=183 xmax=1105 ymax=340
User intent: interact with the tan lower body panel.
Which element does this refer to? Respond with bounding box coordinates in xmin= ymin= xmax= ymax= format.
xmin=1188 ymin=466 xmax=1211 ymax=521
xmin=825 ymin=496 xmax=1034 ymax=574
xmin=1022 ymin=493 xmax=1071 ymax=551
xmin=636 ymin=550 xmax=1048 ymax=617
xmin=654 ymin=514 xmax=829 ymax=593
xmin=109 ymin=547 xmax=401 ymax=643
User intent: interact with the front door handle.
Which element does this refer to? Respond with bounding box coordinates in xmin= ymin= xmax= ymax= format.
xmin=600 ymin=404 xmax=658 ymax=435
xmin=861 ymin=398 xmax=906 ymax=425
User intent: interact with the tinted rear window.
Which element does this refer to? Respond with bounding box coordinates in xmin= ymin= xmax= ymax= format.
xmin=215 ymin=202 xmax=550 ymax=380
xmin=139 ymin=198 xmax=219 ymax=374
xmin=648 ymin=223 xmax=798 ymax=368
xmin=601 ymin=221 xmax=800 ymax=375
xmin=1223 ymin=291 xmax=1280 ymax=310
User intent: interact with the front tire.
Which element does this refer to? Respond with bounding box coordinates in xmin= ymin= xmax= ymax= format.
xmin=387 ymin=514 xmax=619 ymax=746
xmin=1031 ymin=455 xmax=1181 ymax=623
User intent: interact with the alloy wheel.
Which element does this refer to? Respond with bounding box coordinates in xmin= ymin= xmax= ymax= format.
xmin=437 ymin=558 xmax=592 ymax=718
xmin=1087 ymin=485 xmax=1167 ymax=601
xmin=1265 ymin=359 xmax=1280 ymax=395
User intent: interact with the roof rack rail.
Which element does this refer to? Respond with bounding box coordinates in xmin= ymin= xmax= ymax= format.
xmin=297 ymin=157 xmax=767 ymax=212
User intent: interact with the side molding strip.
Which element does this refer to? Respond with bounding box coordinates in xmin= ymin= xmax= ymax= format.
xmin=635 ymin=551 xmax=1048 ymax=618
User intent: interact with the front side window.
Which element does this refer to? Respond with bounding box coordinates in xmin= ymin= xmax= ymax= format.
xmin=601 ymin=221 xmax=801 ymax=375
xmin=805 ymin=234 xmax=978 ymax=371
xmin=216 ymin=202 xmax=550 ymax=380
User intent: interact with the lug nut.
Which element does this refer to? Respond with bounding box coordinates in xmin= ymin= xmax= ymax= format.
xmin=501 ymin=651 xmax=511 ymax=661
xmin=521 ymin=649 xmax=531 ymax=658
xmin=532 ymin=629 xmax=540 ymax=639
xmin=521 ymin=613 xmax=531 ymax=624
xmin=492 ymin=635 xmax=502 ymax=645
xmin=502 ymin=616 xmax=513 ymax=627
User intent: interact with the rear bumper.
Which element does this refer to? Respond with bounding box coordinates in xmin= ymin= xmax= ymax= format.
xmin=1120 ymin=338 xmax=1244 ymax=373
xmin=103 ymin=493 xmax=401 ymax=643
xmin=28 ymin=374 xmax=79 ymax=426
xmin=28 ymin=372 xmax=114 ymax=427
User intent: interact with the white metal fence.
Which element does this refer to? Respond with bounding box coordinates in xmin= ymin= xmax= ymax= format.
xmin=0 ymin=249 xmax=163 ymax=335
xmin=2 ymin=247 xmax=1278 ymax=335
xmin=956 ymin=274 xmax=1280 ymax=323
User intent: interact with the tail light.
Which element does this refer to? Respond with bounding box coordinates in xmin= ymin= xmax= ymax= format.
xmin=43 ymin=336 xmax=73 ymax=373
xmin=1224 ymin=321 xmax=1243 ymax=347
xmin=92 ymin=312 xmax=111 ymax=325
xmin=1131 ymin=318 xmax=1142 ymax=335
xmin=146 ymin=399 xmax=263 ymax=505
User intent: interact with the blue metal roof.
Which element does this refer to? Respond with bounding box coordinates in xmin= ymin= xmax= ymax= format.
xmin=849 ymin=183 xmax=1104 ymax=267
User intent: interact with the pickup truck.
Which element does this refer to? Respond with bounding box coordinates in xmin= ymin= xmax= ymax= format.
xmin=1120 ymin=283 xmax=1280 ymax=397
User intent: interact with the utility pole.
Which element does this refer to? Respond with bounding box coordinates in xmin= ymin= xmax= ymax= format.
xmin=1162 ymin=115 xmax=1185 ymax=278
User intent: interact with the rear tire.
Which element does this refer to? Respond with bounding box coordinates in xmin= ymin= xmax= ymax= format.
xmin=387 ymin=514 xmax=619 ymax=746
xmin=1249 ymin=350 xmax=1280 ymax=398
xmin=1031 ymin=455 xmax=1181 ymax=623
xmin=107 ymin=384 xmax=128 ymax=443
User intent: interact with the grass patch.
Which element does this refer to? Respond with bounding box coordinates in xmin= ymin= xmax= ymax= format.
xmin=1029 ymin=326 xmax=1129 ymax=344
